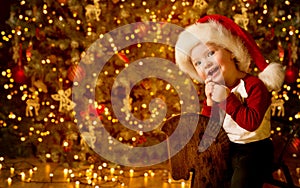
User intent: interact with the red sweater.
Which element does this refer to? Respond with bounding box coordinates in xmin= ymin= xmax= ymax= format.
xmin=201 ymin=74 xmax=271 ymax=132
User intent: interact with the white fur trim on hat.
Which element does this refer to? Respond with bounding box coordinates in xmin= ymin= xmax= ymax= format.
xmin=258 ymin=62 xmax=285 ymax=91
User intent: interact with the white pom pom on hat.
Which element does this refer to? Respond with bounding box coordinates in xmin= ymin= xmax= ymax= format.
xmin=175 ymin=14 xmax=285 ymax=91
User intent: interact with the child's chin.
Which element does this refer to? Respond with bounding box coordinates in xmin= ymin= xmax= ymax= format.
xmin=212 ymin=76 xmax=225 ymax=85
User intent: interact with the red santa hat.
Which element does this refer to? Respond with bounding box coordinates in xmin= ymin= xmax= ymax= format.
xmin=175 ymin=14 xmax=285 ymax=91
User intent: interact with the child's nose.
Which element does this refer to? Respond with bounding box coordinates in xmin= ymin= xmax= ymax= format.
xmin=204 ymin=61 xmax=213 ymax=69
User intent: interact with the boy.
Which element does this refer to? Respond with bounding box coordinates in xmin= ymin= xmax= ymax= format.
xmin=175 ymin=14 xmax=285 ymax=188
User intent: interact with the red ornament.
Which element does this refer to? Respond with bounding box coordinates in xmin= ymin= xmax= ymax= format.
xmin=137 ymin=135 xmax=147 ymax=144
xmin=80 ymin=104 xmax=105 ymax=120
xmin=96 ymin=104 xmax=105 ymax=115
xmin=285 ymin=64 xmax=299 ymax=84
xmin=12 ymin=65 xmax=27 ymax=84
xmin=67 ymin=65 xmax=86 ymax=82
xmin=288 ymin=138 xmax=300 ymax=154
xmin=117 ymin=52 xmax=129 ymax=63
xmin=246 ymin=0 xmax=256 ymax=5
xmin=57 ymin=0 xmax=67 ymax=4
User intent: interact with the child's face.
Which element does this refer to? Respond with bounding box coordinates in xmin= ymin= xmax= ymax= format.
xmin=190 ymin=43 xmax=236 ymax=85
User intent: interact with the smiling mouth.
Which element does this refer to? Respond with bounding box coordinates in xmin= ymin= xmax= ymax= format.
xmin=208 ymin=66 xmax=219 ymax=76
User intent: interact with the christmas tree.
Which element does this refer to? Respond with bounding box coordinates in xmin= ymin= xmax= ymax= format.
xmin=0 ymin=0 xmax=299 ymax=169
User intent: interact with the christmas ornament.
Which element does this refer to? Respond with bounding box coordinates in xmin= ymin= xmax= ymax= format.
xmin=12 ymin=65 xmax=27 ymax=84
xmin=57 ymin=0 xmax=67 ymax=4
xmin=285 ymin=43 xmax=299 ymax=84
xmin=193 ymin=0 xmax=208 ymax=9
xmin=96 ymin=104 xmax=106 ymax=115
xmin=26 ymin=41 xmax=33 ymax=59
xmin=278 ymin=41 xmax=284 ymax=60
xmin=70 ymin=40 xmax=79 ymax=49
xmin=59 ymin=42 xmax=68 ymax=50
xmin=120 ymin=9 xmax=130 ymax=19
xmin=246 ymin=0 xmax=256 ymax=5
xmin=12 ymin=43 xmax=21 ymax=63
xmin=8 ymin=11 xmax=16 ymax=24
xmin=67 ymin=64 xmax=86 ymax=82
xmin=137 ymin=135 xmax=147 ymax=145
xmin=117 ymin=52 xmax=129 ymax=63
xmin=71 ymin=50 xmax=81 ymax=63
xmin=270 ymin=95 xmax=285 ymax=117
xmin=85 ymin=0 xmax=101 ymax=21
xmin=112 ymin=0 xmax=120 ymax=4
xmin=233 ymin=7 xmax=249 ymax=30
xmin=81 ymin=124 xmax=96 ymax=149
xmin=291 ymin=36 xmax=298 ymax=63
xmin=285 ymin=64 xmax=298 ymax=84
xmin=33 ymin=80 xmax=48 ymax=93
xmin=51 ymin=88 xmax=76 ymax=112
xmin=12 ymin=43 xmax=27 ymax=83
xmin=50 ymin=151 xmax=60 ymax=163
xmin=25 ymin=95 xmax=40 ymax=117
xmin=80 ymin=104 xmax=105 ymax=120
xmin=289 ymin=138 xmax=300 ymax=154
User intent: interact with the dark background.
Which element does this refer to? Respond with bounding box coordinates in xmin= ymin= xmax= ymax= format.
xmin=0 ymin=0 xmax=17 ymax=67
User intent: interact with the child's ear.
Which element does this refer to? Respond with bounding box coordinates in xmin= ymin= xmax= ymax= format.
xmin=231 ymin=53 xmax=239 ymax=66
xmin=230 ymin=53 xmax=235 ymax=61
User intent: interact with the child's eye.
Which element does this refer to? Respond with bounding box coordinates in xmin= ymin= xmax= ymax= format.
xmin=194 ymin=61 xmax=202 ymax=67
xmin=207 ymin=51 xmax=215 ymax=57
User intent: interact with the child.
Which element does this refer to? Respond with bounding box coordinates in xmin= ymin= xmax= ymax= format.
xmin=175 ymin=14 xmax=285 ymax=188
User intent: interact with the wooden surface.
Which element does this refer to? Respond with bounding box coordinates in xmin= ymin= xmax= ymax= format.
xmin=162 ymin=113 xmax=231 ymax=188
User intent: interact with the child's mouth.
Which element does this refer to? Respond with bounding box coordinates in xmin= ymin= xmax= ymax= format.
xmin=208 ymin=66 xmax=219 ymax=77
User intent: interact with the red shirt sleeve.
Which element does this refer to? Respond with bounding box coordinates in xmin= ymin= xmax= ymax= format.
xmin=200 ymin=99 xmax=212 ymax=117
xmin=223 ymin=76 xmax=271 ymax=132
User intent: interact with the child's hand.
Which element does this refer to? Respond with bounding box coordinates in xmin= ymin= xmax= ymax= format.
xmin=205 ymin=81 xmax=214 ymax=106
xmin=205 ymin=79 xmax=230 ymax=104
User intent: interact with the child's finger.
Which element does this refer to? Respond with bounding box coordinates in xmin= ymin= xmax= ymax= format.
xmin=205 ymin=82 xmax=214 ymax=95
xmin=205 ymin=77 xmax=212 ymax=84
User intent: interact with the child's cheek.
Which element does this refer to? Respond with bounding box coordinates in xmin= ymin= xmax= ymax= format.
xmin=196 ymin=70 xmax=207 ymax=80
